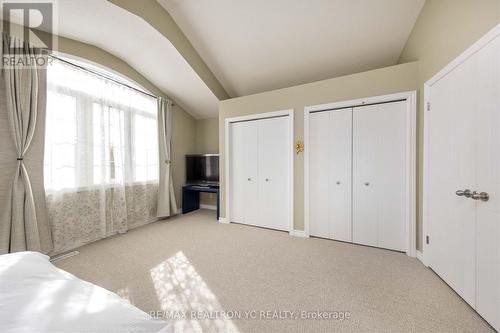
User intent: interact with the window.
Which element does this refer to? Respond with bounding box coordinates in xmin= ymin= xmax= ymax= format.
xmin=44 ymin=58 xmax=158 ymax=192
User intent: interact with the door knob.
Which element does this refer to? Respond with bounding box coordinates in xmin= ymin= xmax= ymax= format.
xmin=456 ymin=189 xmax=472 ymax=198
xmin=364 ymin=182 xmax=370 ymax=186
xmin=336 ymin=181 xmax=341 ymax=185
xmin=265 ymin=178 xmax=269 ymax=182
xmin=471 ymin=191 xmax=489 ymax=202
xmin=247 ymin=178 xmax=251 ymax=181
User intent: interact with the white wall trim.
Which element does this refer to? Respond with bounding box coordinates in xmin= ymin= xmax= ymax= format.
xmin=425 ymin=24 xmax=500 ymax=87
xmin=304 ymin=91 xmax=417 ymax=257
xmin=50 ymin=250 xmax=80 ymax=263
xmin=218 ymin=217 xmax=229 ymax=224
xmin=416 ymin=250 xmax=425 ymax=265
xmin=423 ymin=23 xmax=500 ymax=267
xmin=200 ymin=204 xmax=217 ymax=211
xmin=289 ymin=230 xmax=309 ymax=238
xmin=224 ymin=109 xmax=295 ymax=233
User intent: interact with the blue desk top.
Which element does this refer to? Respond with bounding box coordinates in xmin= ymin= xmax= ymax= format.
xmin=183 ymin=185 xmax=219 ymax=193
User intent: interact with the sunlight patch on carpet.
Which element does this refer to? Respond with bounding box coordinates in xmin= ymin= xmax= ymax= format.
xmin=150 ymin=251 xmax=239 ymax=332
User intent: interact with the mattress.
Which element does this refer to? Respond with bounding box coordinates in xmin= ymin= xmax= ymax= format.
xmin=0 ymin=251 xmax=172 ymax=333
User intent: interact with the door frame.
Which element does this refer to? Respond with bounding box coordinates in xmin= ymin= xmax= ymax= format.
xmin=304 ymin=91 xmax=417 ymax=257
xmin=224 ymin=109 xmax=294 ymax=232
xmin=423 ymin=23 xmax=500 ymax=267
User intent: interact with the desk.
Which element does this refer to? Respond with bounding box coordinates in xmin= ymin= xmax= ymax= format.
xmin=182 ymin=185 xmax=220 ymax=219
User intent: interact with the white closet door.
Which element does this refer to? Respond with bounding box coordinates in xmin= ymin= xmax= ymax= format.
xmin=229 ymin=121 xmax=259 ymax=225
xmin=353 ymin=101 xmax=407 ymax=251
xmin=309 ymin=111 xmax=331 ymax=238
xmin=309 ymin=109 xmax=352 ymax=241
xmin=258 ymin=116 xmax=290 ymax=231
xmin=329 ymin=110 xmax=353 ymax=241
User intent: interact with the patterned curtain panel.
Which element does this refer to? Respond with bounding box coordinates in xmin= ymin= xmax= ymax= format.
xmin=47 ymin=183 xmax=158 ymax=254
xmin=44 ymin=58 xmax=160 ymax=254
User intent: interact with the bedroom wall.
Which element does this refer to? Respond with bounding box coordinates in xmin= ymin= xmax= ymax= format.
xmin=195 ymin=118 xmax=219 ymax=207
xmin=195 ymin=118 xmax=219 ymax=153
xmin=397 ymin=0 xmax=500 ymax=250
xmin=219 ymin=62 xmax=419 ymax=233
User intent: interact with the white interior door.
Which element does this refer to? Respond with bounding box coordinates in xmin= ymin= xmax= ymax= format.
xmin=229 ymin=121 xmax=259 ymax=225
xmin=427 ymin=32 xmax=500 ymax=330
xmin=474 ymin=35 xmax=500 ymax=331
xmin=258 ymin=116 xmax=290 ymax=231
xmin=427 ymin=48 xmax=479 ymax=308
xmin=353 ymin=101 xmax=407 ymax=251
xmin=309 ymin=109 xmax=352 ymax=241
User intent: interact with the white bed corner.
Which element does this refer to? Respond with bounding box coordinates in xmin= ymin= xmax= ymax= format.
xmin=0 ymin=251 xmax=172 ymax=333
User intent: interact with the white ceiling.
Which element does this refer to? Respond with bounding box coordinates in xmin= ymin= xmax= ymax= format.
xmin=158 ymin=0 xmax=426 ymax=97
xmin=5 ymin=0 xmax=220 ymax=119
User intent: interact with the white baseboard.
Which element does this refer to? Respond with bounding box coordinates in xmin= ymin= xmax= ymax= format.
xmin=200 ymin=204 xmax=217 ymax=211
xmin=218 ymin=217 xmax=229 ymax=224
xmin=50 ymin=250 xmax=80 ymax=263
xmin=289 ymin=230 xmax=309 ymax=238
xmin=416 ymin=250 xmax=424 ymax=263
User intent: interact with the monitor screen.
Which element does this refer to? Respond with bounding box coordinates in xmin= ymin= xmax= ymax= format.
xmin=186 ymin=154 xmax=219 ymax=185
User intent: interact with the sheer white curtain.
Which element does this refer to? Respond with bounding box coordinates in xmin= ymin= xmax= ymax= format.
xmin=45 ymin=58 xmax=159 ymax=254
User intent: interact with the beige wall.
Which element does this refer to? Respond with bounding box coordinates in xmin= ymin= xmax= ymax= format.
xmin=194 ymin=118 xmax=219 ymax=206
xmin=219 ymin=62 xmax=419 ymax=231
xmin=172 ymin=108 xmax=197 ymax=205
xmin=398 ymin=0 xmax=500 ymax=250
xmin=195 ymin=118 xmax=219 ymax=153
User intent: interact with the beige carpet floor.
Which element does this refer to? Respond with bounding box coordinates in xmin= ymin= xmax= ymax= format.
xmin=55 ymin=209 xmax=493 ymax=333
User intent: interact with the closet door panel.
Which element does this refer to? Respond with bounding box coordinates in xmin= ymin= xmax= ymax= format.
xmin=309 ymin=112 xmax=331 ymax=238
xmin=229 ymin=122 xmax=246 ymax=223
xmin=229 ymin=121 xmax=259 ymax=225
xmin=353 ymin=101 xmax=407 ymax=251
xmin=329 ymin=109 xmax=352 ymax=241
xmin=309 ymin=109 xmax=352 ymax=241
xmin=258 ymin=117 xmax=290 ymax=231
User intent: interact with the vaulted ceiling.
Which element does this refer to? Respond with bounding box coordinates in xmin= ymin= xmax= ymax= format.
xmin=2 ymin=0 xmax=221 ymax=119
xmin=158 ymin=0 xmax=425 ymax=97
xmin=3 ymin=0 xmax=426 ymax=118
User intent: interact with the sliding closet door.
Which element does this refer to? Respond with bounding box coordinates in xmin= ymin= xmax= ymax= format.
xmin=309 ymin=112 xmax=331 ymax=238
xmin=309 ymin=108 xmax=352 ymax=241
xmin=258 ymin=116 xmax=290 ymax=231
xmin=229 ymin=121 xmax=259 ymax=225
xmin=353 ymin=101 xmax=407 ymax=251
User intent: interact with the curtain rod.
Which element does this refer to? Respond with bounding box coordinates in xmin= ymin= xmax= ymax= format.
xmin=49 ymin=54 xmax=175 ymax=106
